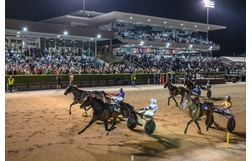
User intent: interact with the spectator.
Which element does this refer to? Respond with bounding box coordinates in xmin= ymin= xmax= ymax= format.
xmin=153 ymin=72 xmax=157 ymax=85
xmin=56 ymin=73 xmax=62 ymax=91
xmin=131 ymin=72 xmax=136 ymax=87
xmin=69 ymin=72 xmax=74 ymax=86
xmin=7 ymin=75 xmax=15 ymax=93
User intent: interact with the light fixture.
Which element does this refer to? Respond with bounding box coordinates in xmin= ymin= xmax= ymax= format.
xmin=57 ymin=35 xmax=61 ymax=38
xmin=181 ymin=24 xmax=183 ymax=26
xmin=64 ymin=31 xmax=68 ymax=35
xmin=130 ymin=17 xmax=133 ymax=19
xmin=97 ymin=34 xmax=101 ymax=38
xmin=91 ymin=38 xmax=93 ymax=40
xmin=148 ymin=19 xmax=150 ymax=21
xmin=164 ymin=21 xmax=167 ymax=24
xmin=195 ymin=25 xmax=197 ymax=27
xmin=23 ymin=27 xmax=27 ymax=31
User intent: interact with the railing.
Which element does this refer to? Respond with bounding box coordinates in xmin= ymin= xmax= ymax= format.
xmin=5 ymin=72 xmax=228 ymax=92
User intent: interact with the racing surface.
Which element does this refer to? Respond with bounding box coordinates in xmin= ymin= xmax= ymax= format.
xmin=5 ymin=82 xmax=246 ymax=161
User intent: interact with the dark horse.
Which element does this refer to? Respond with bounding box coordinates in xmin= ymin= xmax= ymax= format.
xmin=164 ymin=80 xmax=189 ymax=106
xmin=184 ymin=79 xmax=206 ymax=91
xmin=184 ymin=78 xmax=195 ymax=91
xmin=78 ymin=93 xmax=123 ymax=135
xmin=64 ymin=85 xmax=108 ymax=115
xmin=181 ymin=91 xmax=215 ymax=134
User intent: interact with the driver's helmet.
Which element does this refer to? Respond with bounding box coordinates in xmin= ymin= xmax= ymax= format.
xmin=119 ymin=88 xmax=123 ymax=92
xmin=195 ymin=84 xmax=199 ymax=88
xmin=151 ymin=98 xmax=157 ymax=104
xmin=225 ymin=95 xmax=231 ymax=100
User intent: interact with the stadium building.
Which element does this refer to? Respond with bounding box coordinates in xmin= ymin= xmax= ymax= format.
xmin=5 ymin=10 xmax=226 ymax=59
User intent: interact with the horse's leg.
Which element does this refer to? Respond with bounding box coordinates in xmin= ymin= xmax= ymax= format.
xmin=184 ymin=119 xmax=194 ymax=134
xmin=69 ymin=102 xmax=76 ymax=115
xmin=194 ymin=120 xmax=202 ymax=134
xmin=78 ymin=117 xmax=96 ymax=135
xmin=180 ymin=95 xmax=184 ymax=105
xmin=103 ymin=120 xmax=110 ymax=135
xmin=206 ymin=114 xmax=213 ymax=131
xmin=106 ymin=116 xmax=117 ymax=135
xmin=172 ymin=96 xmax=178 ymax=106
xmin=168 ymin=96 xmax=173 ymax=106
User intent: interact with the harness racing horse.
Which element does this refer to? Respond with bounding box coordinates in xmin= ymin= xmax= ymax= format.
xmin=181 ymin=92 xmax=215 ymax=134
xmin=78 ymin=93 xmax=123 ymax=135
xmin=184 ymin=79 xmax=205 ymax=91
xmin=184 ymin=78 xmax=195 ymax=91
xmin=164 ymin=80 xmax=188 ymax=106
xmin=64 ymin=85 xmax=108 ymax=115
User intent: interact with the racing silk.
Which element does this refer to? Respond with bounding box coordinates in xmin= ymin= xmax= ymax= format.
xmin=143 ymin=104 xmax=158 ymax=117
xmin=221 ymin=100 xmax=233 ymax=110
xmin=146 ymin=104 xmax=158 ymax=110
xmin=206 ymin=83 xmax=211 ymax=89
xmin=192 ymin=88 xmax=201 ymax=95
xmin=115 ymin=92 xmax=125 ymax=99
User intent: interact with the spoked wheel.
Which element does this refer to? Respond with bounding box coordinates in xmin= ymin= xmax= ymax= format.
xmin=144 ymin=119 xmax=156 ymax=135
xmin=127 ymin=113 xmax=138 ymax=130
xmin=205 ymin=115 xmax=214 ymax=127
xmin=207 ymin=90 xmax=212 ymax=98
xmin=227 ymin=117 xmax=236 ymax=132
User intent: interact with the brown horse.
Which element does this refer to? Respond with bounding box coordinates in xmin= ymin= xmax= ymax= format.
xmin=78 ymin=93 xmax=123 ymax=135
xmin=184 ymin=79 xmax=205 ymax=91
xmin=64 ymin=85 xmax=108 ymax=115
xmin=184 ymin=78 xmax=195 ymax=90
xmin=164 ymin=80 xmax=189 ymax=106
xmin=181 ymin=92 xmax=215 ymax=134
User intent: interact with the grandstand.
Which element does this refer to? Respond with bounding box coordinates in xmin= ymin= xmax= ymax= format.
xmin=5 ymin=10 xmax=226 ymax=66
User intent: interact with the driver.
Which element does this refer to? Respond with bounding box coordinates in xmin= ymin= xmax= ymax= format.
xmin=192 ymin=84 xmax=201 ymax=96
xmin=140 ymin=98 xmax=158 ymax=117
xmin=205 ymin=80 xmax=211 ymax=89
xmin=111 ymin=88 xmax=125 ymax=112
xmin=218 ymin=95 xmax=233 ymax=115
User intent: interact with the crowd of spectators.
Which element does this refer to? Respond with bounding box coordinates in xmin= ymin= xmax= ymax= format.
xmin=117 ymin=29 xmax=215 ymax=45
xmin=5 ymin=47 xmax=245 ymax=77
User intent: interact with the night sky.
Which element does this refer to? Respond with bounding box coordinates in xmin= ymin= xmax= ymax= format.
xmin=5 ymin=0 xmax=246 ymax=57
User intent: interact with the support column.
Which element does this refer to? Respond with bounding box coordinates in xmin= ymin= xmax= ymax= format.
xmin=110 ymin=39 xmax=112 ymax=54
xmin=95 ymin=41 xmax=97 ymax=58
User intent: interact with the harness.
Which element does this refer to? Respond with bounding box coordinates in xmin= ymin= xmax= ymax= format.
xmin=186 ymin=97 xmax=202 ymax=118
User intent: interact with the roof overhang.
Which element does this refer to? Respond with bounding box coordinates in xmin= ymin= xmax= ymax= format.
xmin=40 ymin=10 xmax=226 ymax=32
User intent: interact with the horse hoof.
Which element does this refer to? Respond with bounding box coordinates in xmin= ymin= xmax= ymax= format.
xmin=82 ymin=113 xmax=88 ymax=117
xmin=78 ymin=132 xmax=82 ymax=135
xmin=105 ymin=131 xmax=109 ymax=135
xmin=197 ymin=130 xmax=202 ymax=134
xmin=184 ymin=131 xmax=187 ymax=135
xmin=69 ymin=112 xmax=71 ymax=115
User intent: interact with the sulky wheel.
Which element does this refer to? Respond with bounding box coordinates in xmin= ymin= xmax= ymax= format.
xmin=127 ymin=113 xmax=138 ymax=130
xmin=205 ymin=115 xmax=214 ymax=127
xmin=227 ymin=117 xmax=236 ymax=132
xmin=144 ymin=119 xmax=156 ymax=135
xmin=207 ymin=90 xmax=212 ymax=98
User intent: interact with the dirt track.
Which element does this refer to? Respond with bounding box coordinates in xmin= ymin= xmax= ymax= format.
xmin=5 ymin=82 xmax=246 ymax=161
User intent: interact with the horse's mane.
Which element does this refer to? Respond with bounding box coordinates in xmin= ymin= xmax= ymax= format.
xmin=72 ymin=85 xmax=85 ymax=92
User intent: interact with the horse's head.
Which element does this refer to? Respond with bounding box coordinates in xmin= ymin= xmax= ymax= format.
xmin=164 ymin=81 xmax=169 ymax=89
xmin=64 ymin=85 xmax=73 ymax=95
xmin=80 ymin=93 xmax=93 ymax=108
